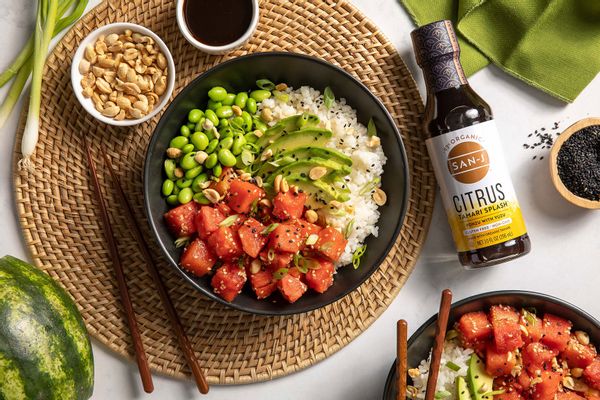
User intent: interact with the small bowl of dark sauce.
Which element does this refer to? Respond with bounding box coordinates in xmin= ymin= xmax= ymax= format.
xmin=550 ymin=117 xmax=600 ymax=209
xmin=176 ymin=0 xmax=259 ymax=55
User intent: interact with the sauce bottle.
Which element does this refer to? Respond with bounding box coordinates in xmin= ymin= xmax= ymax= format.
xmin=411 ymin=20 xmax=531 ymax=268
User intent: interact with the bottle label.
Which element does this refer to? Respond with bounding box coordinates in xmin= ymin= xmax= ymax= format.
xmin=426 ymin=120 xmax=528 ymax=252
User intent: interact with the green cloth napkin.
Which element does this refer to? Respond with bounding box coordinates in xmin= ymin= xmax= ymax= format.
xmin=400 ymin=0 xmax=600 ymax=103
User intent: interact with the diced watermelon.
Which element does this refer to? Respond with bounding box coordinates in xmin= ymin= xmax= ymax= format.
xmin=260 ymin=250 xmax=294 ymax=270
xmin=531 ymin=371 xmax=562 ymax=400
xmin=211 ymin=262 xmax=247 ymax=302
xmin=277 ymin=274 xmax=307 ymax=303
xmin=269 ymin=223 xmax=304 ymax=253
xmin=179 ymin=238 xmax=217 ymax=277
xmin=237 ymin=218 xmax=267 ymax=258
xmin=164 ymin=202 xmax=198 ymax=238
xmin=491 ymin=305 xmax=524 ymax=352
xmin=216 ymin=202 xmax=232 ymax=216
xmin=314 ymin=226 xmax=347 ymax=262
xmin=287 ymin=267 xmax=304 ymax=281
xmin=226 ymin=180 xmax=264 ymax=214
xmin=516 ymin=371 xmax=531 ymax=391
xmin=486 ymin=342 xmax=517 ymax=377
xmin=211 ymin=166 xmax=236 ymax=196
xmin=249 ymin=270 xmax=276 ymax=299
xmin=520 ymin=311 xmax=544 ymax=343
xmin=557 ymin=393 xmax=587 ymax=400
xmin=305 ymin=258 xmax=335 ymax=294
xmin=457 ymin=311 xmax=493 ymax=348
xmin=562 ymin=336 xmax=597 ymax=369
xmin=272 ymin=190 xmax=307 ymax=220
xmin=541 ymin=314 xmax=572 ymax=352
xmin=495 ymin=392 xmax=524 ymax=400
xmin=522 ymin=342 xmax=558 ymax=374
xmin=584 ymin=359 xmax=600 ymax=390
xmin=195 ymin=206 xmax=225 ymax=240
xmin=207 ymin=226 xmax=244 ymax=260
xmin=586 ymin=394 xmax=600 ymax=400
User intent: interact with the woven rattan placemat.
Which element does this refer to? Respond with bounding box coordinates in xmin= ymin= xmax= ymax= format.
xmin=12 ymin=0 xmax=434 ymax=384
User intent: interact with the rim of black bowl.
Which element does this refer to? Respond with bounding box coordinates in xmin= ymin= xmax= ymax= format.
xmin=143 ymin=51 xmax=410 ymax=315
xmin=382 ymin=290 xmax=600 ymax=399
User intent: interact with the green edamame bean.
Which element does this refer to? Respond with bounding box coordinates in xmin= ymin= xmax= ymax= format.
xmin=219 ymin=118 xmax=229 ymax=128
xmin=250 ymin=90 xmax=272 ymax=102
xmin=205 ymin=153 xmax=218 ymax=169
xmin=231 ymin=135 xmax=246 ymax=156
xmin=234 ymin=92 xmax=248 ymax=109
xmin=218 ymin=136 xmax=234 ymax=150
xmin=244 ymin=132 xmax=258 ymax=144
xmin=166 ymin=195 xmax=179 ymax=206
xmin=180 ymin=125 xmax=191 ymax=137
xmin=208 ymin=86 xmax=227 ymax=102
xmin=218 ymin=148 xmax=237 ymax=167
xmin=188 ymin=109 xmax=203 ymax=123
xmin=187 ymin=122 xmax=196 ymax=130
xmin=215 ymin=106 xmax=233 ymax=119
xmin=172 ymin=185 xmax=180 ymax=195
xmin=176 ymin=178 xmax=192 ymax=189
xmin=195 ymin=117 xmax=206 ymax=132
xmin=162 ymin=179 xmax=174 ymax=196
xmin=180 ymin=152 xmax=199 ymax=170
xmin=192 ymin=173 xmax=208 ymax=192
xmin=220 ymin=127 xmax=234 ymax=138
xmin=181 ymin=143 xmax=195 ymax=154
xmin=191 ymin=131 xmax=209 ymax=150
xmin=164 ymin=159 xmax=176 ymax=179
xmin=206 ymin=138 xmax=219 ymax=153
xmin=205 ymin=129 xmax=215 ymax=141
xmin=231 ymin=116 xmax=244 ymax=129
xmin=193 ymin=193 xmax=211 ymax=205
xmin=222 ymin=93 xmax=236 ymax=106
xmin=246 ymin=98 xmax=257 ymax=114
xmin=212 ymin=164 xmax=223 ymax=177
xmin=205 ymin=109 xmax=219 ymax=126
xmin=178 ymin=187 xmax=193 ymax=204
xmin=207 ymin=100 xmax=222 ymax=111
xmin=170 ymin=136 xmax=188 ymax=149
xmin=185 ymin=165 xmax=203 ymax=180
xmin=241 ymin=111 xmax=253 ymax=131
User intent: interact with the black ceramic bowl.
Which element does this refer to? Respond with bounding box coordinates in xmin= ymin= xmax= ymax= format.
xmin=382 ymin=291 xmax=600 ymax=399
xmin=144 ymin=52 xmax=409 ymax=315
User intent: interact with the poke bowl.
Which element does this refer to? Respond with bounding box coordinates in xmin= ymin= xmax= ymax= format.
xmin=383 ymin=291 xmax=600 ymax=400
xmin=144 ymin=52 xmax=409 ymax=315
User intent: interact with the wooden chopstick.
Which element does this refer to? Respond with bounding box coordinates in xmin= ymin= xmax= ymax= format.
xmin=424 ymin=289 xmax=453 ymax=400
xmin=85 ymin=145 xmax=154 ymax=393
xmin=397 ymin=319 xmax=408 ymax=400
xmin=101 ymin=150 xmax=210 ymax=395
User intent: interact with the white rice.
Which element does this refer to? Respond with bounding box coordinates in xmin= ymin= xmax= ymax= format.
xmin=411 ymin=340 xmax=473 ymax=400
xmin=259 ymin=86 xmax=387 ymax=266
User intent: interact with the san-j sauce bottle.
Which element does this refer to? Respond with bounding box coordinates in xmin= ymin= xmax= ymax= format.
xmin=411 ymin=20 xmax=531 ymax=268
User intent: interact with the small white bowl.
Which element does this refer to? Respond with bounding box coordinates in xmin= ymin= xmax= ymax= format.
xmin=71 ymin=22 xmax=176 ymax=127
xmin=176 ymin=0 xmax=259 ymax=55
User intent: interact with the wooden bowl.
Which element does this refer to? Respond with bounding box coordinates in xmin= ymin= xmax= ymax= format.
xmin=549 ymin=117 xmax=600 ymax=209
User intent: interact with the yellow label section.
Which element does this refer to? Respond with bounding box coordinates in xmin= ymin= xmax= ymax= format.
xmin=447 ymin=201 xmax=528 ymax=252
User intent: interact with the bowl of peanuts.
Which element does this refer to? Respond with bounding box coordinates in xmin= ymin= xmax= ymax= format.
xmin=71 ymin=22 xmax=176 ymax=126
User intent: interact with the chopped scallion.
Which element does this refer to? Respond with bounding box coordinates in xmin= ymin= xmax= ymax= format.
xmin=219 ymin=214 xmax=239 ymax=227
xmin=352 ymin=244 xmax=367 ymax=269
xmin=435 ymin=391 xmax=451 ymax=399
xmin=445 ymin=361 xmax=461 ymax=372
xmin=324 ymin=86 xmax=335 ymax=109
xmin=256 ymin=79 xmax=275 ymax=90
xmin=367 ymin=118 xmax=377 ymax=137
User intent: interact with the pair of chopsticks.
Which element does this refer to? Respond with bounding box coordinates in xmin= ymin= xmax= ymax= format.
xmin=85 ymin=145 xmax=209 ymax=395
xmin=397 ymin=289 xmax=452 ymax=400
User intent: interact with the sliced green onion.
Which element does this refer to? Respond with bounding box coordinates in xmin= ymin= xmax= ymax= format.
xmin=241 ymin=149 xmax=255 ymax=166
xmin=359 ymin=177 xmax=381 ymax=195
xmin=256 ymin=79 xmax=275 ymax=90
xmin=367 ymin=117 xmax=377 ymax=137
xmin=435 ymin=390 xmax=451 ymax=399
xmin=295 ymin=254 xmax=308 ymax=273
xmin=445 ymin=329 xmax=458 ymax=340
xmin=273 ymin=90 xmax=289 ymax=102
xmin=323 ymin=86 xmax=335 ymax=109
xmin=522 ymin=309 xmax=537 ymax=326
xmin=482 ymin=389 xmax=505 ymax=397
xmin=262 ymin=223 xmax=279 ymax=235
xmin=273 ymin=268 xmax=288 ymax=280
xmin=352 ymin=244 xmax=367 ymax=269
xmin=344 ymin=218 xmax=355 ymax=239
xmin=445 ymin=361 xmax=461 ymax=372
xmin=267 ymin=248 xmax=275 ymax=262
xmin=327 ymin=208 xmax=347 ymax=217
xmin=174 ymin=236 xmax=191 ymax=248
xmin=219 ymin=214 xmax=239 ymax=227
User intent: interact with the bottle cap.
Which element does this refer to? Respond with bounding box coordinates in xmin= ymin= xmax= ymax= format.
xmin=411 ymin=20 xmax=461 ymax=66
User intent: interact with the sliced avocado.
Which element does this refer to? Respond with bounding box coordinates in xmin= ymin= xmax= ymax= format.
xmin=254 ymin=146 xmax=352 ymax=177
xmin=457 ymin=376 xmax=473 ymax=400
xmin=280 ymin=173 xmax=350 ymax=209
xmin=256 ymin=113 xmax=320 ymax=148
xmin=259 ymin=129 xmax=332 ymax=159
xmin=262 ymin=157 xmax=351 ymax=182
xmin=467 ymin=354 xmax=494 ymax=400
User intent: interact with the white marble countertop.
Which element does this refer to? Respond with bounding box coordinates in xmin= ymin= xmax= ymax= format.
xmin=0 ymin=0 xmax=599 ymax=399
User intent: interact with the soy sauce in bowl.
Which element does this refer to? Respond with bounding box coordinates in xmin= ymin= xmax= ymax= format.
xmin=184 ymin=0 xmax=254 ymax=46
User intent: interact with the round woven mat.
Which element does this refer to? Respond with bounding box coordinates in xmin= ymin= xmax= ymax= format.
xmin=12 ymin=0 xmax=434 ymax=384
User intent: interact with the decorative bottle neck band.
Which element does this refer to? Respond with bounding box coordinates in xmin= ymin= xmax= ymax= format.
xmin=422 ymin=54 xmax=468 ymax=93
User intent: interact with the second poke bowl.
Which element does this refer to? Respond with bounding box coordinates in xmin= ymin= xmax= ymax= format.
xmin=144 ymin=52 xmax=409 ymax=315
